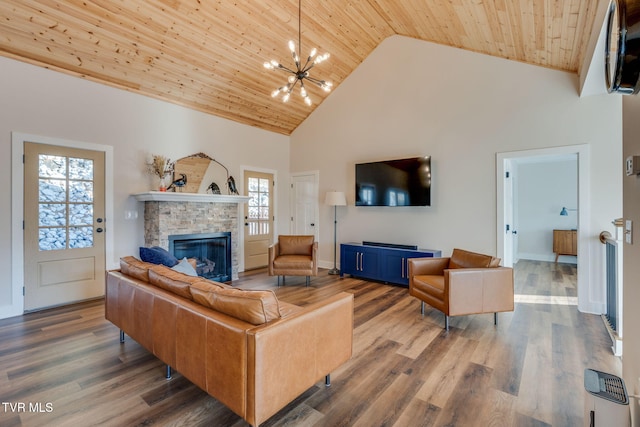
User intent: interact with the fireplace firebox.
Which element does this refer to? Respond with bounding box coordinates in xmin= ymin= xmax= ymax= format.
xmin=169 ymin=232 xmax=231 ymax=282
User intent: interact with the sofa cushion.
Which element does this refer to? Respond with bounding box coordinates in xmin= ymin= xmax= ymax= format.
xmin=448 ymin=248 xmax=494 ymax=269
xmin=272 ymin=254 xmax=314 ymax=269
xmin=412 ymin=275 xmax=445 ymax=299
xmin=119 ymin=256 xmax=155 ymax=282
xmin=191 ymin=281 xmax=282 ymax=325
xmin=278 ymin=235 xmax=314 ymax=256
xmin=148 ymin=264 xmax=203 ymax=299
xmin=139 ymin=246 xmax=179 ymax=267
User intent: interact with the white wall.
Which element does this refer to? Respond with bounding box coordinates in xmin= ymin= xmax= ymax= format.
xmin=0 ymin=56 xmax=290 ymax=317
xmin=516 ymin=158 xmax=578 ymax=263
xmin=292 ymin=35 xmax=621 ymax=312
xmin=623 ymin=94 xmax=640 ymax=425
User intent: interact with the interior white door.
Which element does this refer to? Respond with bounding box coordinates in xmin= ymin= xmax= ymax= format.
xmin=291 ymin=173 xmax=318 ymax=238
xmin=503 ymin=160 xmax=515 ymax=267
xmin=243 ymin=171 xmax=274 ymax=270
xmin=23 ymin=142 xmax=106 ymax=311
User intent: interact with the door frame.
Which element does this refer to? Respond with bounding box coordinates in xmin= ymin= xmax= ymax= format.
xmin=240 ymin=165 xmax=278 ymax=273
xmin=6 ymin=132 xmax=114 ymax=319
xmin=496 ymin=144 xmax=591 ymax=312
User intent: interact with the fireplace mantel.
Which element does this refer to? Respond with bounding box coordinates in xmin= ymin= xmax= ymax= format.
xmin=133 ymin=191 xmax=250 ymax=203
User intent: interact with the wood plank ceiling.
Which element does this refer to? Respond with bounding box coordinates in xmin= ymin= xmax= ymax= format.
xmin=0 ymin=0 xmax=600 ymax=135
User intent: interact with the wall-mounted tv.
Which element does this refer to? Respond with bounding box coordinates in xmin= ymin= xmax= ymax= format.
xmin=355 ymin=156 xmax=431 ymax=207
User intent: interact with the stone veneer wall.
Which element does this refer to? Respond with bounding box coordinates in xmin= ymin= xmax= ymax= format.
xmin=144 ymin=201 xmax=240 ymax=279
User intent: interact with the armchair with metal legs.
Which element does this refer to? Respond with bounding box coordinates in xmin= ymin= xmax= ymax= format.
xmin=268 ymin=235 xmax=317 ymax=286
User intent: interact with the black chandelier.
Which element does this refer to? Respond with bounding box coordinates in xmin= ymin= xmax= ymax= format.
xmin=263 ymin=0 xmax=332 ymax=105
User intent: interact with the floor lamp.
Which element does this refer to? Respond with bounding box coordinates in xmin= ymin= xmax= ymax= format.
xmin=325 ymin=191 xmax=347 ymax=275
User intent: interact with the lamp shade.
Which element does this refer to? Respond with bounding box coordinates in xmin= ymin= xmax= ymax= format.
xmin=325 ymin=191 xmax=347 ymax=206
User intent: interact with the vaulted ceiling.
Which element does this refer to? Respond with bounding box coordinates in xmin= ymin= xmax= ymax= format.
xmin=0 ymin=1 xmax=601 ymax=135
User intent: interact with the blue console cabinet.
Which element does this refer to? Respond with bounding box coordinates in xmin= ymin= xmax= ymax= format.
xmin=340 ymin=242 xmax=441 ymax=286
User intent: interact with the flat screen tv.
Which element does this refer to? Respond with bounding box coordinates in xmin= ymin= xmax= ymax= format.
xmin=355 ymin=156 xmax=431 ymax=207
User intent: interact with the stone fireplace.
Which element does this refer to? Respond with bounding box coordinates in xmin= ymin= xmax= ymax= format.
xmin=135 ymin=192 xmax=250 ymax=280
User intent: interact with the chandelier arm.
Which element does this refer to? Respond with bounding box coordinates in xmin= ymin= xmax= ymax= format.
xmin=303 ymin=56 xmax=320 ymax=72
xmin=288 ymin=79 xmax=299 ymax=93
xmin=276 ymin=65 xmax=298 ymax=74
xmin=304 ymin=76 xmax=327 ymax=87
xmin=301 ymin=62 xmax=316 ymax=74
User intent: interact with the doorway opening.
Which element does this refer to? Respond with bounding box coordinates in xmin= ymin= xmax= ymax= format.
xmin=497 ymin=144 xmax=590 ymax=313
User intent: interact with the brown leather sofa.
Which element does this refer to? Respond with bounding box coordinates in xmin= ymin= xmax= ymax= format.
xmin=106 ymin=256 xmax=353 ymax=427
xmin=408 ymin=248 xmax=514 ymax=330
xmin=268 ymin=235 xmax=318 ymax=286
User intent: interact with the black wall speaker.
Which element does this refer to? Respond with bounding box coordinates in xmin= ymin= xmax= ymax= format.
xmin=606 ymin=0 xmax=640 ymax=94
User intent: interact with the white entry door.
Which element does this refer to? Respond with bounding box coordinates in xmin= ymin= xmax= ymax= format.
xmin=503 ymin=160 xmax=515 ymax=267
xmin=23 ymin=142 xmax=106 ymax=311
xmin=291 ymin=172 xmax=318 ymax=238
xmin=244 ymin=171 xmax=274 ymax=270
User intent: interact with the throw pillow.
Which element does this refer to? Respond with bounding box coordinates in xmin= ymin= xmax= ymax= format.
xmin=139 ymin=246 xmax=179 ymax=267
xmin=171 ymin=257 xmax=198 ymax=277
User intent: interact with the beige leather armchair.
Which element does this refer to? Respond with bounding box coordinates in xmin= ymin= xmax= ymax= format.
xmin=408 ymin=248 xmax=514 ymax=330
xmin=268 ymin=235 xmax=318 ymax=286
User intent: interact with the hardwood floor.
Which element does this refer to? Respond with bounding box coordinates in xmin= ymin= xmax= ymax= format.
xmin=0 ymin=260 xmax=620 ymax=426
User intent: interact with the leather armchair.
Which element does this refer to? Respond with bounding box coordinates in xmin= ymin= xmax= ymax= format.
xmin=268 ymin=235 xmax=318 ymax=286
xmin=408 ymin=248 xmax=514 ymax=330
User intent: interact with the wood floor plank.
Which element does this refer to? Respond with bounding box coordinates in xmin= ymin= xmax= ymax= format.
xmin=515 ymin=309 xmax=554 ymax=424
xmin=391 ymin=398 xmax=441 ymax=427
xmin=352 ymin=372 xmax=423 ymax=427
xmin=395 ymin=319 xmax=443 ymax=360
xmin=414 ymin=333 xmax=480 ymax=408
xmin=480 ymin=389 xmax=519 ymax=427
xmin=0 ymin=260 xmax=622 ymax=426
xmin=433 ymin=362 xmax=494 ymax=426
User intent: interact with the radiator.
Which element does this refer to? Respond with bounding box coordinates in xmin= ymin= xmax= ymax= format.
xmin=602 ymin=234 xmax=623 ymax=356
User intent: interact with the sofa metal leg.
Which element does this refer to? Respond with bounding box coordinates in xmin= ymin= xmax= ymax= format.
xmin=494 ymin=312 xmax=498 ymax=325
xmin=420 ymin=301 xmax=425 ymax=316
xmin=119 ymin=329 xmax=125 ymax=343
xmin=445 ymin=314 xmax=449 ymax=331
xmin=277 ymin=276 xmax=281 ymax=287
xmin=165 ymin=365 xmax=172 ymax=380
xmin=306 ymin=276 xmax=310 ymax=287
xmin=325 ymin=374 xmax=331 ymax=387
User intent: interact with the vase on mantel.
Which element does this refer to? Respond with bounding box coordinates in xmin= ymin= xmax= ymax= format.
xmin=158 ymin=175 xmax=167 ymax=192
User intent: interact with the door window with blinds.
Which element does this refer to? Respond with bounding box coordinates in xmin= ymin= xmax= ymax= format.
xmin=38 ymin=154 xmax=95 ymax=250
xmin=247 ymin=176 xmax=270 ymax=236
